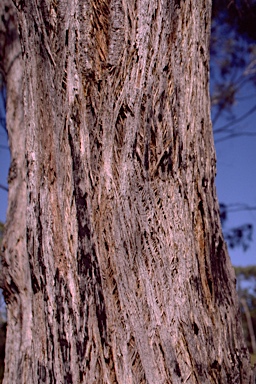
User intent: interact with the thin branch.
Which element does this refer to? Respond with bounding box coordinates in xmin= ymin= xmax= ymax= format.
xmin=0 ymin=144 xmax=9 ymax=150
xmin=0 ymin=184 xmax=8 ymax=192
xmin=223 ymin=203 xmax=256 ymax=213
xmin=213 ymin=104 xmax=256 ymax=134
xmin=214 ymin=130 xmax=256 ymax=143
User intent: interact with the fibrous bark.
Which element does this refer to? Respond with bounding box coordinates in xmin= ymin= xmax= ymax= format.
xmin=1 ymin=0 xmax=253 ymax=383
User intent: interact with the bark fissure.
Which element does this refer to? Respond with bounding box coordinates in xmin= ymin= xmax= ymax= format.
xmin=68 ymin=125 xmax=108 ymax=351
xmin=1 ymin=0 xmax=253 ymax=382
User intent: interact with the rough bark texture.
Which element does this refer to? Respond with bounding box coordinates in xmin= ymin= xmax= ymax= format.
xmin=1 ymin=0 xmax=253 ymax=383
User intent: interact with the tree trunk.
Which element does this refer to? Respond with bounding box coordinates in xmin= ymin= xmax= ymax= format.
xmin=240 ymin=297 xmax=256 ymax=355
xmin=0 ymin=1 xmax=30 ymax=382
xmin=1 ymin=0 xmax=253 ymax=382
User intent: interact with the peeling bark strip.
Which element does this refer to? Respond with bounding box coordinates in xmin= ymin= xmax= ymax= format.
xmin=1 ymin=0 xmax=254 ymax=383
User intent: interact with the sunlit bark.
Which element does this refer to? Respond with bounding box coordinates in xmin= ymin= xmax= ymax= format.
xmin=1 ymin=0 xmax=253 ymax=382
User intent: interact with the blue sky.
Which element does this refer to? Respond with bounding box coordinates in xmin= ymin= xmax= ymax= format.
xmin=0 ymin=131 xmax=9 ymax=223
xmin=216 ymin=134 xmax=256 ymax=265
xmin=0 ymin=90 xmax=9 ymax=226
xmin=214 ymin=83 xmax=256 ymax=266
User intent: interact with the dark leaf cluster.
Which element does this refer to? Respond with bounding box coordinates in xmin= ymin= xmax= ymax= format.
xmin=212 ymin=0 xmax=256 ymax=42
xmin=219 ymin=203 xmax=254 ymax=251
xmin=224 ymin=223 xmax=253 ymax=251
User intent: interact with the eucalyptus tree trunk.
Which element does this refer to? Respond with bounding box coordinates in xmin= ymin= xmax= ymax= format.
xmin=0 ymin=1 xmax=30 ymax=382
xmin=1 ymin=0 xmax=253 ymax=383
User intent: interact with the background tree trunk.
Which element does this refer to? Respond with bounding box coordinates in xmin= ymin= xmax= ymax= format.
xmin=0 ymin=1 xmax=31 ymax=382
xmin=1 ymin=0 xmax=253 ymax=382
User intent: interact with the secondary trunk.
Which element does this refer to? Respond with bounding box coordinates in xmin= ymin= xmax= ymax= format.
xmin=1 ymin=0 xmax=253 ymax=383
xmin=0 ymin=1 xmax=29 ymax=382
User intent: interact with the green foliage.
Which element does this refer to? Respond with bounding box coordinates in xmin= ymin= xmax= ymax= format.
xmin=235 ymin=265 xmax=256 ymax=280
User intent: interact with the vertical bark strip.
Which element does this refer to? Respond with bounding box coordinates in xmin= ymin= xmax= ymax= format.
xmin=1 ymin=0 xmax=253 ymax=382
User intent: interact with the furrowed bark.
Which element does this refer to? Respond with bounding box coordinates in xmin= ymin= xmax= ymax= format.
xmin=1 ymin=0 xmax=253 ymax=382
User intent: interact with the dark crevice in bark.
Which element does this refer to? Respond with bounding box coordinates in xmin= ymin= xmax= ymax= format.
xmin=68 ymin=125 xmax=107 ymax=349
xmin=210 ymin=235 xmax=235 ymax=306
xmin=37 ymin=361 xmax=47 ymax=382
xmin=29 ymin=261 xmax=40 ymax=294
xmin=45 ymin=322 xmax=57 ymax=384
xmin=36 ymin=197 xmax=46 ymax=283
